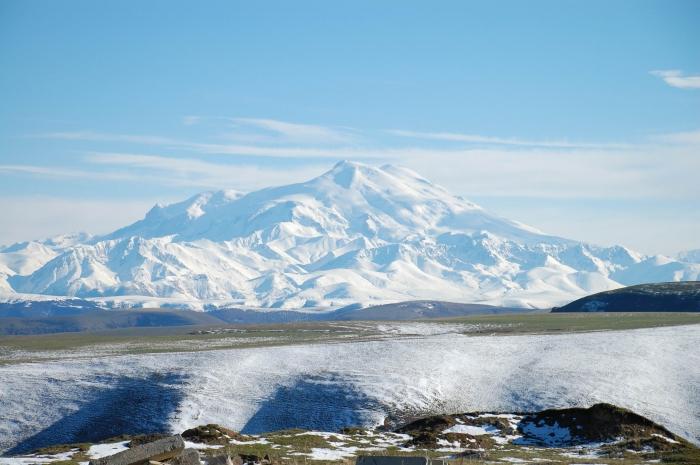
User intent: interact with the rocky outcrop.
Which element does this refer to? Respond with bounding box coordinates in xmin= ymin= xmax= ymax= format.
xmin=517 ymin=403 xmax=679 ymax=445
xmin=181 ymin=424 xmax=248 ymax=445
xmin=88 ymin=435 xmax=195 ymax=465
xmin=11 ymin=404 xmax=700 ymax=465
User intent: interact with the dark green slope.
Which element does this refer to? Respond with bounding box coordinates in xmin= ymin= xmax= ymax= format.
xmin=553 ymin=281 xmax=700 ymax=312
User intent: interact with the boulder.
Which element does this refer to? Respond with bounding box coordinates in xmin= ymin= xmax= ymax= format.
xmin=356 ymin=457 xmax=428 ymax=465
xmin=182 ymin=424 xmax=247 ymax=445
xmin=169 ymin=449 xmax=202 ymax=465
xmin=205 ymin=455 xmax=242 ymax=465
xmin=89 ymin=435 xmax=185 ymax=465
xmin=238 ymin=454 xmax=260 ymax=465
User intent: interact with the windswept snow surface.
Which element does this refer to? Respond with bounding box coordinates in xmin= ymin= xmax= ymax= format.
xmin=2 ymin=162 xmax=699 ymax=309
xmin=0 ymin=324 xmax=699 ymax=453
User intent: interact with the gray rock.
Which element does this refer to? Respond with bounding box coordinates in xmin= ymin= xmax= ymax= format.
xmin=205 ymin=455 xmax=241 ymax=465
xmin=356 ymin=457 xmax=429 ymax=465
xmin=169 ymin=448 xmax=201 ymax=465
xmin=89 ymin=435 xmax=185 ymax=465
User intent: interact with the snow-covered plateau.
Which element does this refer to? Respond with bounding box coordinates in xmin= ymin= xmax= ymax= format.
xmin=1 ymin=323 xmax=698 ymax=454
xmin=1 ymin=161 xmax=699 ymax=310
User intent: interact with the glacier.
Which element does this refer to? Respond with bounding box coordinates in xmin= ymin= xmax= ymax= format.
xmin=1 ymin=161 xmax=698 ymax=309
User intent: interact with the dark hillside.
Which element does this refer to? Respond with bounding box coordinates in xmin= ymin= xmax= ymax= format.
xmin=553 ymin=282 xmax=700 ymax=312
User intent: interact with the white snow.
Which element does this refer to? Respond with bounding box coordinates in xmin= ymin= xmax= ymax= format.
xmin=1 ymin=324 xmax=699 ymax=455
xmin=0 ymin=454 xmax=74 ymax=465
xmin=2 ymin=161 xmax=698 ymax=308
xmin=307 ymin=447 xmax=356 ymax=461
xmin=183 ymin=441 xmax=224 ymax=450
xmin=651 ymin=434 xmax=679 ymax=444
xmin=519 ymin=421 xmax=572 ymax=446
xmin=86 ymin=441 xmax=130 ymax=458
xmin=444 ymin=424 xmax=500 ymax=435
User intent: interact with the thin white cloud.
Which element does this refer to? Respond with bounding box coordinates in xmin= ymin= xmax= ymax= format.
xmin=387 ymin=129 xmax=632 ymax=149
xmin=1 ymin=155 xmax=327 ymax=191
xmin=39 ymin=131 xmax=372 ymax=159
xmin=651 ymin=70 xmax=700 ymax=89
xmin=0 ymin=164 xmax=140 ymax=182
xmin=41 ymin=131 xmax=178 ymax=145
xmin=40 ymin=129 xmax=630 ymax=159
xmin=85 ymin=152 xmax=328 ymax=190
xmin=0 ymin=196 xmax=158 ymax=246
xmin=653 ymin=128 xmax=700 ymax=145
xmin=233 ymin=117 xmax=356 ymax=144
xmin=22 ymin=122 xmax=700 ymax=202
xmin=396 ymin=145 xmax=700 ymax=200
xmin=182 ymin=115 xmax=203 ymax=126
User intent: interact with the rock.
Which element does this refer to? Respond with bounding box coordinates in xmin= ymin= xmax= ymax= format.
xmin=455 ymin=450 xmax=487 ymax=459
xmin=237 ymin=453 xmax=260 ymax=465
xmin=518 ymin=403 xmax=681 ymax=446
xmin=89 ymin=435 xmax=185 ymax=465
xmin=356 ymin=457 xmax=429 ymax=465
xmin=130 ymin=434 xmax=171 ymax=448
xmin=169 ymin=449 xmax=201 ymax=465
xmin=394 ymin=414 xmax=458 ymax=448
xmin=205 ymin=455 xmax=241 ymax=465
xmin=182 ymin=424 xmax=247 ymax=445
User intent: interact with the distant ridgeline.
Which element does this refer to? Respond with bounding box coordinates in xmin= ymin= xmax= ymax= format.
xmin=552 ymin=282 xmax=700 ymax=312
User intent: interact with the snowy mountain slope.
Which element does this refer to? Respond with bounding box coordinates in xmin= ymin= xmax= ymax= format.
xmin=2 ymin=161 xmax=698 ymax=309
xmin=0 ymin=233 xmax=94 ymax=299
xmin=678 ymin=249 xmax=700 ymax=264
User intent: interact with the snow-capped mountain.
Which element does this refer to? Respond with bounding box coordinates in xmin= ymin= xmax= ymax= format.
xmin=2 ymin=161 xmax=699 ymax=309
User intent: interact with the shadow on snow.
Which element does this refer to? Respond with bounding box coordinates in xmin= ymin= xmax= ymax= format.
xmin=7 ymin=372 xmax=186 ymax=455
xmin=242 ymin=374 xmax=382 ymax=434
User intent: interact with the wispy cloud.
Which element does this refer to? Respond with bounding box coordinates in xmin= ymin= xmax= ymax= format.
xmin=39 ymin=130 xmax=371 ymax=159
xmin=41 ymin=131 xmax=178 ymax=145
xmin=182 ymin=115 xmax=203 ymax=126
xmin=387 ymin=129 xmax=632 ymax=149
xmin=176 ymin=116 xmax=357 ymax=144
xmin=653 ymin=128 xmax=700 ymax=145
xmin=0 ymin=196 xmax=158 ymax=245
xmin=85 ymin=152 xmax=328 ymax=190
xmin=20 ymin=120 xmax=700 ymax=203
xmin=397 ymin=145 xmax=700 ymax=200
xmin=39 ymin=128 xmax=629 ymax=160
xmin=0 ymin=164 xmax=140 ymax=182
xmin=233 ymin=117 xmax=356 ymax=144
xmin=651 ymin=70 xmax=700 ymax=89
xmin=1 ymin=154 xmax=328 ymax=191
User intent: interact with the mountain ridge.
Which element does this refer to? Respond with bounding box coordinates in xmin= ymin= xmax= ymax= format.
xmin=2 ymin=161 xmax=699 ymax=310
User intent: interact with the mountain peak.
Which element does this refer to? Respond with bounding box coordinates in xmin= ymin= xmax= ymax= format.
xmin=325 ymin=160 xmax=374 ymax=188
xmin=331 ymin=159 xmax=363 ymax=170
xmin=5 ymin=162 xmax=698 ymax=309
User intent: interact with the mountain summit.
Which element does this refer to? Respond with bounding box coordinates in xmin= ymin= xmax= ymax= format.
xmin=2 ymin=162 xmax=698 ymax=309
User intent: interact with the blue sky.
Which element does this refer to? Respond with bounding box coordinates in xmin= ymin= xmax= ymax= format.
xmin=1 ymin=0 xmax=699 ymax=254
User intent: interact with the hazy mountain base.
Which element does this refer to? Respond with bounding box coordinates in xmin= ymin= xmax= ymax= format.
xmin=2 ymin=313 xmax=699 ymax=362
xmin=0 ymin=300 xmax=525 ymax=335
xmin=4 ymin=404 xmax=699 ymax=465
